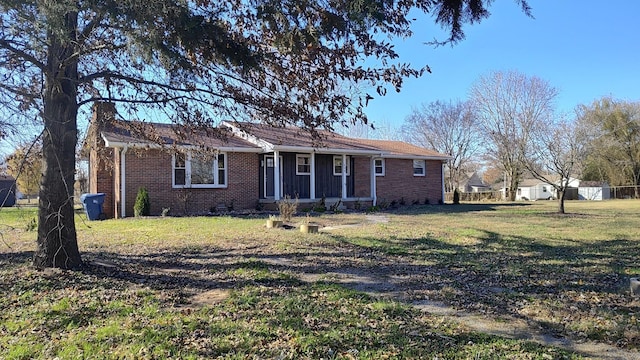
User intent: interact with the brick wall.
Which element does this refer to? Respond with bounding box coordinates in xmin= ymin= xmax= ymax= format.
xmin=123 ymin=149 xmax=260 ymax=216
xmin=353 ymin=156 xmax=372 ymax=198
xmin=375 ymin=158 xmax=443 ymax=205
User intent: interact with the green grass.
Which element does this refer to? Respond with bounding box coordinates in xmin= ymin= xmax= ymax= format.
xmin=1 ymin=200 xmax=639 ymax=358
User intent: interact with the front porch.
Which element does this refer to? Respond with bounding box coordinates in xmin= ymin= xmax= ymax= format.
xmin=258 ymin=197 xmax=374 ymax=211
xmin=259 ymin=151 xmax=380 ymax=205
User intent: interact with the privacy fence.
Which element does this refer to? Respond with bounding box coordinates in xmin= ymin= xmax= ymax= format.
xmin=445 ymin=186 xmax=640 ymax=202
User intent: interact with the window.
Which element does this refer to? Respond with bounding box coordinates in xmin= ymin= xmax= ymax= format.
xmin=413 ymin=159 xmax=426 ymax=176
xmin=296 ymin=155 xmax=311 ymax=175
xmin=542 ymin=186 xmax=547 ymax=192
xmin=173 ymin=152 xmax=227 ymax=188
xmin=333 ymin=156 xmax=350 ymax=176
xmin=174 ymin=153 xmax=186 ymax=185
xmin=374 ymin=158 xmax=385 ymax=176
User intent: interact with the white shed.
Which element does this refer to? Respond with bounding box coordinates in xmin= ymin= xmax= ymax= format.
xmin=578 ymin=181 xmax=610 ymax=201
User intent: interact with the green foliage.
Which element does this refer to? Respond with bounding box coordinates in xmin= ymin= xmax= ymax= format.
xmin=133 ymin=187 xmax=150 ymax=217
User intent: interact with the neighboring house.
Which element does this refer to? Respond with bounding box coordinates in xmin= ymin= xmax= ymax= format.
xmin=578 ymin=181 xmax=610 ymax=201
xmin=457 ymin=171 xmax=491 ymax=193
xmin=0 ymin=175 xmax=16 ymax=207
xmin=516 ymin=175 xmax=580 ymax=201
xmin=86 ymin=103 xmax=450 ymax=218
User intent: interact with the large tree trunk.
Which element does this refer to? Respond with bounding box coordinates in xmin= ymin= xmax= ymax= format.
xmin=33 ymin=11 xmax=82 ymax=270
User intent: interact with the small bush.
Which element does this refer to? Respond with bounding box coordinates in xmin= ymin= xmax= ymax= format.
xmin=277 ymin=194 xmax=298 ymax=222
xmin=134 ymin=187 xmax=150 ymax=217
xmin=354 ymin=198 xmax=362 ymax=210
xmin=378 ymin=199 xmax=389 ymax=210
xmin=453 ymin=189 xmax=460 ymax=205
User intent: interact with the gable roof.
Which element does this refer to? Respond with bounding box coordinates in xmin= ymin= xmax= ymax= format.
xmin=224 ymin=122 xmax=450 ymax=160
xmin=98 ymin=119 xmax=261 ymax=152
xmin=351 ymin=138 xmax=448 ymax=159
xmin=92 ymin=115 xmax=448 ymax=160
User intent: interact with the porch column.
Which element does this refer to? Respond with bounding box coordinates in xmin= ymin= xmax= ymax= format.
xmin=341 ymin=154 xmax=347 ymax=200
xmin=274 ymin=150 xmax=281 ymax=201
xmin=370 ymin=156 xmax=377 ymax=206
xmin=310 ymin=152 xmax=316 ymax=200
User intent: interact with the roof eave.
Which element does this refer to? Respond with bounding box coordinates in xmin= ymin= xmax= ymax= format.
xmin=103 ymin=137 xmax=262 ymax=153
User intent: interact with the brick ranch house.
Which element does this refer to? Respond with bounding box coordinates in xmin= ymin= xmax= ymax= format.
xmin=86 ymin=103 xmax=450 ymax=218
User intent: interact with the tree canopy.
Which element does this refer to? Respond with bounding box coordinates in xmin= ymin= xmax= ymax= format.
xmin=578 ymin=97 xmax=640 ymax=197
xmin=470 ymin=70 xmax=557 ymax=201
xmin=402 ymin=100 xmax=480 ymax=192
xmin=4 ymin=140 xmax=43 ymax=202
xmin=0 ymin=0 xmax=530 ymax=269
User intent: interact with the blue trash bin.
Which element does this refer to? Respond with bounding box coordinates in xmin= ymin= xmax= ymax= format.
xmin=80 ymin=193 xmax=106 ymax=220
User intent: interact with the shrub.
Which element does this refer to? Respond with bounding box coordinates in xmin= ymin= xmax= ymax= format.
xmin=329 ymin=199 xmax=342 ymax=213
xmin=134 ymin=187 xmax=150 ymax=217
xmin=453 ymin=189 xmax=460 ymax=205
xmin=277 ymin=194 xmax=298 ymax=222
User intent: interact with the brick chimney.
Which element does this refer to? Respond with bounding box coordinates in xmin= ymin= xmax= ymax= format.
xmin=88 ymin=102 xmax=117 ymax=218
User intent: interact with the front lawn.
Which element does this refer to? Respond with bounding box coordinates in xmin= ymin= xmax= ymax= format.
xmin=1 ymin=200 xmax=639 ymax=358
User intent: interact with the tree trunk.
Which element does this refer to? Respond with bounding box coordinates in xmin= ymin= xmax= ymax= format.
xmin=33 ymin=11 xmax=82 ymax=270
xmin=557 ymin=189 xmax=566 ymax=214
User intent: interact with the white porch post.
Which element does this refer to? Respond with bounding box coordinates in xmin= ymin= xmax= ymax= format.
xmin=274 ymin=150 xmax=281 ymax=201
xmin=310 ymin=152 xmax=316 ymax=200
xmin=120 ymin=146 xmax=128 ymax=218
xmin=341 ymin=154 xmax=347 ymax=200
xmin=370 ymin=156 xmax=377 ymax=206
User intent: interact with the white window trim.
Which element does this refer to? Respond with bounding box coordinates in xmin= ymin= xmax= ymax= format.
xmin=172 ymin=151 xmax=228 ymax=189
xmin=374 ymin=158 xmax=385 ymax=176
xmin=333 ymin=155 xmax=350 ymax=176
xmin=296 ymin=154 xmax=311 ymax=175
xmin=413 ymin=159 xmax=426 ymax=177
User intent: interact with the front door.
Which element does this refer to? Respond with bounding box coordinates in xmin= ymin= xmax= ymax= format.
xmin=264 ymin=155 xmax=282 ymax=198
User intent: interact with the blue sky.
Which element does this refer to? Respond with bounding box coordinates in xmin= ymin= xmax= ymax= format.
xmin=364 ymin=0 xmax=640 ymax=130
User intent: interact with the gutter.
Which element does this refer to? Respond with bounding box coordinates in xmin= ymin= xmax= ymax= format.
xmin=120 ymin=146 xmax=128 ymax=218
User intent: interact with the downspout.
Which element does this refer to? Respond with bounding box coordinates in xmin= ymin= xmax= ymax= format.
xmin=370 ymin=156 xmax=377 ymax=206
xmin=120 ymin=146 xmax=128 ymax=218
xmin=441 ymin=161 xmax=446 ymax=204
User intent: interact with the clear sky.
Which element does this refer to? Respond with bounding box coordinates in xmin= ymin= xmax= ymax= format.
xmin=363 ymin=0 xmax=640 ymax=130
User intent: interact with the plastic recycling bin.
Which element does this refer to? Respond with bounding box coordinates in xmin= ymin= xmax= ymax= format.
xmin=80 ymin=193 xmax=106 ymax=220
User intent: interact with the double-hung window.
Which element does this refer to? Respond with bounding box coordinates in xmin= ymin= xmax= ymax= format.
xmin=374 ymin=158 xmax=385 ymax=176
xmin=413 ymin=159 xmax=426 ymax=176
xmin=333 ymin=156 xmax=350 ymax=176
xmin=296 ymin=155 xmax=311 ymax=175
xmin=173 ymin=151 xmax=227 ymax=188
